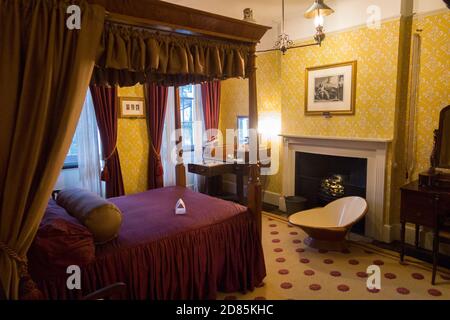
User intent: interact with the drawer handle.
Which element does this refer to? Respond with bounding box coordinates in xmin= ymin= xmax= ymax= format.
xmin=416 ymin=211 xmax=423 ymax=217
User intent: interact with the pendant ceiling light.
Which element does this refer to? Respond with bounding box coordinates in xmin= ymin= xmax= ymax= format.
xmin=258 ymin=0 xmax=335 ymax=54
xmin=304 ymin=0 xmax=335 ymax=19
xmin=304 ymin=0 xmax=335 ymax=45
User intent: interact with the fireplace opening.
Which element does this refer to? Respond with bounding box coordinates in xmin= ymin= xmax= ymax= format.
xmin=295 ymin=152 xmax=368 ymax=235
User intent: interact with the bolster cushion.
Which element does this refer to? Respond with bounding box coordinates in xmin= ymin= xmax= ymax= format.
xmin=57 ymin=188 xmax=122 ymax=243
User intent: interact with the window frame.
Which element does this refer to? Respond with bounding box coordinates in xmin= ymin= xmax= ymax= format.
xmin=179 ymin=85 xmax=195 ymax=153
xmin=63 ymin=132 xmax=79 ymax=170
xmin=237 ymin=115 xmax=249 ymax=145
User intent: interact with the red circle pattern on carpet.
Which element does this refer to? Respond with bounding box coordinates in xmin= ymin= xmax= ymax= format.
xmin=309 ymin=284 xmax=321 ymax=291
xmin=304 ymin=270 xmax=315 ymax=276
xmin=384 ymin=273 xmax=397 ymax=280
xmin=330 ymin=271 xmax=342 ymax=277
xmin=251 ymin=216 xmax=450 ymax=300
xmin=397 ymin=287 xmax=410 ymax=295
xmin=281 ymin=282 xmax=293 ymax=289
xmin=337 ymin=284 xmax=350 ymax=292
xmin=412 ymin=273 xmax=424 ymax=280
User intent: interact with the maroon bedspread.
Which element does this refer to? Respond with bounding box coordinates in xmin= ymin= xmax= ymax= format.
xmin=31 ymin=187 xmax=266 ymax=299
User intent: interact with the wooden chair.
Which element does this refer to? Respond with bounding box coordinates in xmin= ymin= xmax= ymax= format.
xmin=81 ymin=282 xmax=127 ymax=300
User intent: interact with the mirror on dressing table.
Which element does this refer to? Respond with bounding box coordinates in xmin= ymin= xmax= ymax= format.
xmin=419 ymin=105 xmax=450 ymax=187
xmin=400 ymin=105 xmax=450 ymax=285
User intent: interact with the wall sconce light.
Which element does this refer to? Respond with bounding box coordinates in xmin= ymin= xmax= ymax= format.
xmin=258 ymin=112 xmax=282 ymax=138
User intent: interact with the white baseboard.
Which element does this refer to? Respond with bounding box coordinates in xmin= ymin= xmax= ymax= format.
xmin=382 ymin=223 xmax=450 ymax=255
xmin=223 ymin=180 xmax=281 ymax=208
xmin=383 ymin=223 xmax=424 ymax=244
xmin=382 ymin=224 xmax=398 ymax=243
xmin=263 ymin=190 xmax=281 ymax=207
xmin=279 ymin=196 xmax=286 ymax=212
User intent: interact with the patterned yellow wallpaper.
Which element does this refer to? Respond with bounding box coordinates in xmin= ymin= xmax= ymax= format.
xmin=281 ymin=19 xmax=400 ymax=139
xmin=220 ymin=19 xmax=401 ymax=196
xmin=219 ymin=52 xmax=283 ymax=194
xmin=257 ymin=52 xmax=283 ymax=194
xmin=412 ymin=11 xmax=450 ymax=178
xmin=219 ymin=78 xmax=249 ymax=132
xmin=117 ymin=85 xmax=149 ymax=195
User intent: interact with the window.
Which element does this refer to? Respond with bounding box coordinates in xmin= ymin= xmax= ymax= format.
xmin=63 ymin=89 xmax=99 ymax=170
xmin=237 ymin=116 xmax=249 ymax=145
xmin=179 ymin=85 xmax=195 ymax=152
xmin=63 ymin=131 xmax=79 ymax=169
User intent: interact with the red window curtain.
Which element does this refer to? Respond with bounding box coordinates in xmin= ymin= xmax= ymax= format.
xmin=201 ymin=80 xmax=221 ymax=141
xmin=89 ymin=85 xmax=125 ymax=198
xmin=144 ymin=83 xmax=168 ymax=189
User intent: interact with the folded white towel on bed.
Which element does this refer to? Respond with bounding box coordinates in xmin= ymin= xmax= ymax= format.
xmin=175 ymin=198 xmax=186 ymax=215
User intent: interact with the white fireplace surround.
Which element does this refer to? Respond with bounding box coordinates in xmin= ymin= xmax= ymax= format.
xmin=280 ymin=134 xmax=391 ymax=241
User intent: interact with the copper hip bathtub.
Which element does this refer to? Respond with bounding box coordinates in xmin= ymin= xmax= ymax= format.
xmin=288 ymin=197 xmax=368 ymax=251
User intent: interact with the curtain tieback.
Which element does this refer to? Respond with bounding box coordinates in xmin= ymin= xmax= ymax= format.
xmin=0 ymin=241 xmax=44 ymax=299
xmin=149 ymin=135 xmax=161 ymax=161
xmin=103 ymin=143 xmax=118 ymax=162
xmin=0 ymin=241 xmax=28 ymax=275
xmin=101 ymin=143 xmax=118 ymax=182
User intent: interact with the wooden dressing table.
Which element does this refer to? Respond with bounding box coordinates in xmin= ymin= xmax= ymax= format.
xmin=400 ymin=182 xmax=450 ymax=284
xmin=188 ymin=143 xmax=271 ymax=204
xmin=401 ymin=105 xmax=450 ymax=284
xmin=188 ymin=162 xmax=249 ymax=204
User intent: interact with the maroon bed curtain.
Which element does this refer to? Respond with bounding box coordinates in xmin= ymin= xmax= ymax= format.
xmin=201 ymin=80 xmax=221 ymax=141
xmin=89 ymin=85 xmax=125 ymax=198
xmin=0 ymin=0 xmax=104 ymax=299
xmin=144 ymin=83 xmax=168 ymax=189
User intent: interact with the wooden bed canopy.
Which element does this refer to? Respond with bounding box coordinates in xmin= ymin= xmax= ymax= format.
xmin=89 ymin=0 xmax=271 ymax=235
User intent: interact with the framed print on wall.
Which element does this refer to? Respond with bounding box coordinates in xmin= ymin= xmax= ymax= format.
xmin=305 ymin=61 xmax=357 ymax=116
xmin=119 ymin=97 xmax=145 ymax=118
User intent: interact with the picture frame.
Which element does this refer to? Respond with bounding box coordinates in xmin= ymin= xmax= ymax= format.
xmin=305 ymin=61 xmax=357 ymax=116
xmin=119 ymin=97 xmax=145 ymax=118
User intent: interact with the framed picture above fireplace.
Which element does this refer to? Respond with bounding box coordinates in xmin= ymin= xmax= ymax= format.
xmin=305 ymin=61 xmax=357 ymax=116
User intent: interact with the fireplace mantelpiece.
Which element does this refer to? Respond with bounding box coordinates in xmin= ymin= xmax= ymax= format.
xmin=280 ymin=134 xmax=391 ymax=241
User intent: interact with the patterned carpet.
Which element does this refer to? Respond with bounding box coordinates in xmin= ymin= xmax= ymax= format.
xmin=217 ymin=213 xmax=450 ymax=300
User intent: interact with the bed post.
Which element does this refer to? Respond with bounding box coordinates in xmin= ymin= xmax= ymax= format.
xmin=247 ymin=45 xmax=262 ymax=237
xmin=174 ymin=87 xmax=187 ymax=187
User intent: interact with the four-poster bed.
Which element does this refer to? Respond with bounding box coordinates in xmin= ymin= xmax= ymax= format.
xmin=88 ymin=0 xmax=270 ymax=236
xmin=0 ymin=0 xmax=271 ymax=300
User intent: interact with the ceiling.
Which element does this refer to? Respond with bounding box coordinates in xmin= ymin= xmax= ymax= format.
xmin=166 ymin=0 xmax=334 ymax=49
xmin=165 ymin=0 xmax=447 ymax=50
xmin=167 ymin=0 xmax=319 ymax=26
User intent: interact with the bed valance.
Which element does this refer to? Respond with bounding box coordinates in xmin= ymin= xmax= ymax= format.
xmin=92 ymin=23 xmax=251 ymax=87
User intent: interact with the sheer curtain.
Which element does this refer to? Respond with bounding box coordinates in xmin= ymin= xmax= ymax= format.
xmin=162 ymin=87 xmax=177 ymax=187
xmin=192 ymin=84 xmax=205 ymax=192
xmin=161 ymin=85 xmax=204 ymax=190
xmin=77 ymin=90 xmax=102 ymax=195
